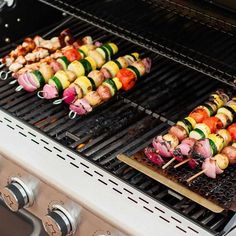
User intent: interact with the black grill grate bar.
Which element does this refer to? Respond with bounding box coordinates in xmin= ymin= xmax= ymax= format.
xmin=210 ymin=217 xmax=228 ymax=231
xmin=35 ymin=110 xmax=67 ymax=129
xmin=7 ymin=93 xmax=36 ymax=112
xmin=48 ymin=117 xmax=78 ymax=137
xmin=28 ymin=106 xmax=66 ymax=125
xmin=7 ymin=94 xmax=39 ymax=113
xmin=201 ymin=213 xmax=216 ymax=226
xmin=81 ymin=112 xmax=148 ymax=156
xmin=191 ymin=208 xmax=206 ymax=220
xmin=54 ymin=98 xmax=124 ymax=140
xmin=89 ymin=119 xmax=168 ymax=164
xmin=122 ymin=122 xmax=169 ymax=157
xmin=69 ymin=103 xmax=133 ymax=149
xmin=42 ymin=115 xmax=72 ymax=133
xmin=0 ymin=87 xmax=21 ymax=105
xmin=17 ymin=99 xmax=49 ymax=119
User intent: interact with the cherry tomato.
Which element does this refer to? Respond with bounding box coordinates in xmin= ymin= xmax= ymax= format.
xmin=227 ymin=123 xmax=236 ymax=141
xmin=116 ymin=68 xmax=136 ymax=91
xmin=189 ymin=108 xmax=209 ymax=123
xmin=64 ymin=48 xmax=81 ymax=62
xmin=203 ymin=117 xmax=223 ymax=133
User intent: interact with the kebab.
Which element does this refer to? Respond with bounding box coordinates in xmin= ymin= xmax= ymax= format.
xmin=39 ymin=43 xmax=125 ymax=101
xmin=0 ymin=29 xmax=83 ymax=80
xmin=68 ymin=57 xmax=151 ymax=118
xmin=15 ymin=42 xmax=98 ymax=93
xmin=172 ymin=95 xmax=235 ymax=168
xmin=56 ymin=53 xmax=141 ymax=105
xmin=187 ymin=123 xmax=236 ymax=182
xmin=145 ymin=90 xmax=230 ymax=169
xmin=16 ymin=41 xmax=113 ymax=93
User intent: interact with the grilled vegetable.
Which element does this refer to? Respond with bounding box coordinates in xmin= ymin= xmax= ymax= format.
xmin=216 ymin=129 xmax=232 ymax=147
xmin=116 ymin=68 xmax=137 ymax=91
xmin=202 ymin=116 xmax=222 ymax=133
xmin=227 ymin=123 xmax=236 ymax=141
xmin=208 ymin=134 xmax=224 ymax=156
xmin=96 ymin=43 xmax=118 ymax=61
xmin=144 ymin=147 xmax=165 ymax=166
xmin=189 ymin=123 xmax=211 ymax=140
xmin=63 ymin=70 xmax=105 ymax=104
xmin=67 ymin=56 xmax=96 ymax=77
xmin=214 ymin=154 xmax=229 ymax=170
xmin=63 ymin=48 xmax=81 ymax=62
xmin=189 ymin=107 xmax=209 ymax=123
xmin=168 ymin=125 xmax=188 ymax=142
xmin=222 ymin=146 xmax=236 ymax=164
xmin=177 ymin=116 xmax=196 ymax=134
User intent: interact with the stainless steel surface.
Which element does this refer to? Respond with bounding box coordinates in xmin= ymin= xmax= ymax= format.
xmin=0 ymin=197 xmax=46 ymax=236
xmin=0 ymin=147 xmax=127 ymax=236
xmin=42 ymin=204 xmax=81 ymax=236
xmin=2 ymin=182 xmax=29 ymax=212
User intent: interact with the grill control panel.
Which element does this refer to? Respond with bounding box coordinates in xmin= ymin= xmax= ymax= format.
xmin=0 ymin=154 xmax=127 ymax=236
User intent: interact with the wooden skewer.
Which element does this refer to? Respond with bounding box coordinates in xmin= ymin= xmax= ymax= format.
xmin=174 ymin=158 xmax=191 ymax=168
xmin=162 ymin=157 xmax=175 ymax=169
xmin=187 ymin=169 xmax=205 ymax=183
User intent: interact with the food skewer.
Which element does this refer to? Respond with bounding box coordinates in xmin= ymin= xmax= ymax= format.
xmin=52 ymin=53 xmax=140 ymax=105
xmin=174 ymin=158 xmax=190 ymax=168
xmin=174 ymin=98 xmax=236 ymax=168
xmin=187 ymin=123 xmax=236 ymax=182
xmin=149 ymin=90 xmax=230 ymax=169
xmin=162 ymin=157 xmax=176 ymax=169
xmin=0 ymin=29 xmax=84 ymax=81
xmin=15 ymin=41 xmax=99 ymax=93
xmin=187 ymin=170 xmax=205 ymax=183
xmin=68 ymin=57 xmax=151 ymax=118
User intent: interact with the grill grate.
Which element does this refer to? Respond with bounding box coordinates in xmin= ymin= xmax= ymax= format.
xmin=0 ymin=16 xmax=234 ymax=234
xmin=38 ymin=0 xmax=236 ymax=87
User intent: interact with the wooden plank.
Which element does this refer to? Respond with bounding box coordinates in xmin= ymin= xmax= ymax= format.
xmin=117 ymin=153 xmax=224 ymax=213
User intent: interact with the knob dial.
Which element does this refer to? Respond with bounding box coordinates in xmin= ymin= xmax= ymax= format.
xmin=43 ymin=208 xmax=74 ymax=236
xmin=1 ymin=182 xmax=29 ymax=212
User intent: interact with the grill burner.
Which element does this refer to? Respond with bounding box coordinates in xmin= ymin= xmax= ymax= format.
xmin=0 ymin=11 xmax=235 ymax=236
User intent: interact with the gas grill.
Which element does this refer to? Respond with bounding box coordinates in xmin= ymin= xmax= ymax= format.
xmin=0 ymin=1 xmax=236 ymax=236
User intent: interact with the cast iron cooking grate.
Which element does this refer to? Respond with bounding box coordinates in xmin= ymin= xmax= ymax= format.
xmin=38 ymin=0 xmax=236 ymax=87
xmin=0 ymin=17 xmax=234 ymax=234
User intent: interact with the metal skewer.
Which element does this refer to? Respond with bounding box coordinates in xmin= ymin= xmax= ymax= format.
xmin=0 ymin=70 xmax=11 ymax=80
xmin=15 ymin=85 xmax=23 ymax=92
xmin=0 ymin=63 xmax=5 ymax=69
xmin=53 ymin=96 xmax=68 ymax=105
xmin=37 ymin=91 xmax=46 ymax=99
xmin=69 ymin=111 xmax=77 ymax=119
xmin=9 ymin=80 xmax=17 ymax=85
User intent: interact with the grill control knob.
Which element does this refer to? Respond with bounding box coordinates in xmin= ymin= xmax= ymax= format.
xmin=42 ymin=205 xmax=80 ymax=236
xmin=1 ymin=179 xmax=34 ymax=212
